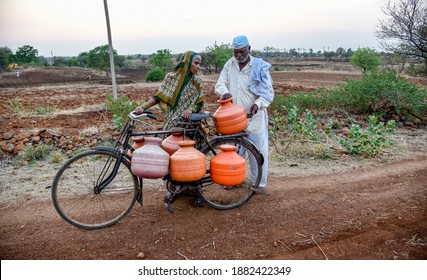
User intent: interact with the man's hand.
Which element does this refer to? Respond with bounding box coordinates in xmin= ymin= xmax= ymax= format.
xmin=248 ymin=104 xmax=258 ymax=118
xmin=221 ymin=93 xmax=232 ymax=101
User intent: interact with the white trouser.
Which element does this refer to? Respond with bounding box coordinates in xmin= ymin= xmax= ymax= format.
xmin=246 ymin=111 xmax=269 ymax=188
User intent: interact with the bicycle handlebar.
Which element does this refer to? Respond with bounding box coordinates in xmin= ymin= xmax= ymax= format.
xmin=129 ymin=111 xmax=157 ymax=120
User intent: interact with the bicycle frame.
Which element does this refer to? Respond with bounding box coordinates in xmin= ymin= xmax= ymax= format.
xmin=51 ymin=110 xmax=265 ymax=229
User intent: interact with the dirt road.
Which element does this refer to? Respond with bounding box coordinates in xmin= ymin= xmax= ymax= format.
xmin=0 ymin=155 xmax=426 ymax=260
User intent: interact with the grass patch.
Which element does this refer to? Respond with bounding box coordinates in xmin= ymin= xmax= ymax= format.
xmin=7 ymin=99 xmax=57 ymax=115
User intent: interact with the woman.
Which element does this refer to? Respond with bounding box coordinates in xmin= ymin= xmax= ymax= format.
xmin=136 ymin=51 xmax=204 ymax=130
xmin=135 ymin=51 xmax=205 ymax=206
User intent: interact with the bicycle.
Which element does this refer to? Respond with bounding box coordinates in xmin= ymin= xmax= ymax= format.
xmin=51 ymin=110 xmax=264 ymax=230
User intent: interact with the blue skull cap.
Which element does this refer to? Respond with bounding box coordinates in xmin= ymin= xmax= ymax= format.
xmin=232 ymin=35 xmax=249 ymax=49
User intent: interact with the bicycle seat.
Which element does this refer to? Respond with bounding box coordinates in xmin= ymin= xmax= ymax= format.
xmin=189 ymin=112 xmax=211 ymax=121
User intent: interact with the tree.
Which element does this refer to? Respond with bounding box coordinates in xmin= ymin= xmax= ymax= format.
xmin=289 ymin=48 xmax=298 ymax=57
xmin=75 ymin=52 xmax=89 ymax=67
xmin=376 ymin=0 xmax=427 ymax=75
xmin=351 ymin=48 xmax=381 ymax=73
xmin=323 ymin=51 xmax=335 ymax=62
xmin=336 ymin=47 xmax=346 ymax=57
xmin=263 ymin=46 xmax=277 ymax=58
xmin=53 ymin=56 xmax=72 ymax=67
xmin=0 ymin=46 xmax=13 ymax=69
xmin=202 ymin=43 xmax=232 ymax=74
xmin=345 ymin=48 xmax=355 ymax=58
xmin=12 ymin=45 xmax=39 ymax=64
xmin=149 ymin=49 xmax=173 ymax=73
xmin=87 ymin=45 xmax=118 ymax=75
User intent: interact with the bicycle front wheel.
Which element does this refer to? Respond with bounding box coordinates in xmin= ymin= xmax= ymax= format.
xmin=197 ymin=136 xmax=262 ymax=210
xmin=51 ymin=149 xmax=138 ymax=230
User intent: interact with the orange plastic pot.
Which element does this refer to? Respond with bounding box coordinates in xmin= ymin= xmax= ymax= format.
xmin=213 ymin=97 xmax=247 ymax=134
xmin=170 ymin=140 xmax=206 ymax=182
xmin=131 ymin=137 xmax=170 ymax=179
xmin=210 ymin=144 xmax=246 ymax=186
xmin=161 ymin=132 xmax=191 ymax=156
xmin=127 ymin=135 xmax=145 ymax=157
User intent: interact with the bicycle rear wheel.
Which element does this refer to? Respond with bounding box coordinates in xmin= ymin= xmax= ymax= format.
xmin=51 ymin=149 xmax=138 ymax=230
xmin=197 ymin=136 xmax=262 ymax=210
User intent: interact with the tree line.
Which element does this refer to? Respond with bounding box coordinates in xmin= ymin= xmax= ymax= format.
xmin=0 ymin=43 xmax=355 ymax=70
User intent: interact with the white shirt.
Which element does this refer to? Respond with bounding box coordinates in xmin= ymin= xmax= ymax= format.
xmin=215 ymin=56 xmax=274 ymax=134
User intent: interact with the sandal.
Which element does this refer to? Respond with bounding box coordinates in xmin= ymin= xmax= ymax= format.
xmin=254 ymin=187 xmax=269 ymax=196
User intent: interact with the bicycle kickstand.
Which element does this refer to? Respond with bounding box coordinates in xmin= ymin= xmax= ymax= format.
xmin=165 ymin=195 xmax=176 ymax=214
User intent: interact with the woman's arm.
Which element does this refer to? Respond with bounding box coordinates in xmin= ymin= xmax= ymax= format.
xmin=135 ymin=97 xmax=159 ymax=114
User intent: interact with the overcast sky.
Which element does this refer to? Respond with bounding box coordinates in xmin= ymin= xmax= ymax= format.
xmin=0 ymin=0 xmax=391 ymax=57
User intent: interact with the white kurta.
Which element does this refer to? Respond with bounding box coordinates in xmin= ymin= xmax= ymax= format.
xmin=214 ymin=56 xmax=274 ymax=134
xmin=215 ymin=56 xmax=274 ymax=188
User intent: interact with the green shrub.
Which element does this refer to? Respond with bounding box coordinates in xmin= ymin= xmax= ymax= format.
xmin=145 ymin=67 xmax=165 ymax=82
xmin=332 ymin=71 xmax=427 ymax=119
xmin=270 ymin=71 xmax=426 ymax=123
xmin=405 ymin=63 xmax=427 ymax=77
xmin=335 ymin=115 xmax=396 ymax=157
xmin=20 ymin=143 xmax=53 ymax=162
xmin=48 ymin=150 xmax=65 ymax=164
xmin=35 ymin=106 xmax=54 ymax=115
xmin=350 ymin=48 xmax=381 ymax=73
xmin=269 ymin=105 xmax=398 ymax=159
xmin=7 ymin=99 xmax=33 ymax=114
xmin=270 ymin=88 xmax=342 ymax=115
xmin=105 ymin=95 xmax=140 ymax=130
xmin=7 ymin=99 xmax=56 ymax=115
xmin=285 ymin=105 xmax=321 ymax=142
xmin=269 ymin=105 xmax=331 ymax=158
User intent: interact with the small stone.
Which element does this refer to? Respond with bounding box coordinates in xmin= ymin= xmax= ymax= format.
xmin=0 ymin=132 xmax=13 ymax=140
xmin=137 ymin=252 xmax=146 ymax=259
xmin=1 ymin=143 xmax=15 ymax=153
xmin=341 ymin=127 xmax=350 ymax=136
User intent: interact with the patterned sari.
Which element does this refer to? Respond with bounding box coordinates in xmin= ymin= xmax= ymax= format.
xmin=153 ymin=51 xmax=204 ymax=130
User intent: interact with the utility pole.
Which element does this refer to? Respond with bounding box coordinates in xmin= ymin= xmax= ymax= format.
xmin=103 ymin=0 xmax=117 ymax=100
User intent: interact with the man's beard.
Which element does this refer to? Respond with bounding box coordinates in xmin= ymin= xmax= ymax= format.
xmin=236 ymin=55 xmax=249 ymax=64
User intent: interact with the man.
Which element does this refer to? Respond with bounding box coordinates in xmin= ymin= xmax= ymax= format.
xmin=215 ymin=35 xmax=274 ymax=195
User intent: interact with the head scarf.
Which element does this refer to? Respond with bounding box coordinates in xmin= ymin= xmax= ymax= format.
xmin=153 ymin=51 xmax=203 ymax=112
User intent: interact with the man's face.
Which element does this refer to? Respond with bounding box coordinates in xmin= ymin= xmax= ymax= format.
xmin=233 ymin=46 xmax=250 ymax=64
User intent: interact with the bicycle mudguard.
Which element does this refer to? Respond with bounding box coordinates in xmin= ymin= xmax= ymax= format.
xmin=238 ymin=135 xmax=265 ymax=166
xmin=95 ymin=146 xmax=116 ymax=152
xmin=96 ymin=146 xmax=132 ymax=162
xmin=250 ymin=146 xmax=265 ymax=166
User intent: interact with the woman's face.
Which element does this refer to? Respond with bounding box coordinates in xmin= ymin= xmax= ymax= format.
xmin=190 ymin=57 xmax=202 ymax=75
